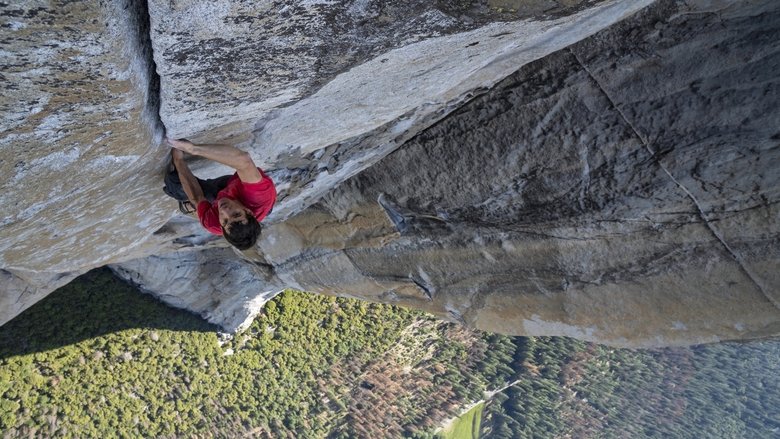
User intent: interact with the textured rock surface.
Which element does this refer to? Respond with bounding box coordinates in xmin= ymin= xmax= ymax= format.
xmin=0 ymin=0 xmax=169 ymax=273
xmin=245 ymin=0 xmax=780 ymax=346
xmin=152 ymin=0 xmax=633 ymax=140
xmin=151 ymin=0 xmax=653 ymax=220
xmin=0 ymin=0 xmax=175 ymax=324
xmin=110 ymin=248 xmax=278 ymax=332
xmin=2 ymin=0 xmax=779 ymax=347
xmin=1 ymin=0 xmax=653 ymax=326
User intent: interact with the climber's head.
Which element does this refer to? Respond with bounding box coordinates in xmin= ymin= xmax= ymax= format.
xmin=218 ymin=197 xmax=261 ymax=250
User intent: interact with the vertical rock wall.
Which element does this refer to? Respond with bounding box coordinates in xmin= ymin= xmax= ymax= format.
xmin=0 ymin=0 xmax=172 ymax=324
xmin=253 ymin=0 xmax=780 ymax=347
xmin=1 ymin=0 xmax=658 ymax=329
xmin=149 ymin=0 xmax=654 ymax=220
xmin=2 ymin=0 xmax=778 ymax=347
xmin=0 ymin=0 xmax=169 ymax=274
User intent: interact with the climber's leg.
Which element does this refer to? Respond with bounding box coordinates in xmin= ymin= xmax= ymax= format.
xmin=163 ymin=163 xmax=232 ymax=213
xmin=162 ymin=164 xmax=189 ymax=202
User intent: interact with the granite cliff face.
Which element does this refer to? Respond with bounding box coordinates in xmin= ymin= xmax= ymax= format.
xmin=1 ymin=0 xmax=778 ymax=347
xmin=1 ymin=0 xmax=166 ymax=320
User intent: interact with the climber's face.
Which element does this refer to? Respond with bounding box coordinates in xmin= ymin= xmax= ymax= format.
xmin=217 ymin=197 xmax=252 ymax=231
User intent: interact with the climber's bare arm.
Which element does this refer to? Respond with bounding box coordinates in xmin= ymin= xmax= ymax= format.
xmin=171 ymin=148 xmax=206 ymax=205
xmin=167 ymin=138 xmax=263 ymax=183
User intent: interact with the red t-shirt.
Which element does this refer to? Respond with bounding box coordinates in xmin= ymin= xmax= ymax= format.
xmin=197 ymin=169 xmax=276 ymax=235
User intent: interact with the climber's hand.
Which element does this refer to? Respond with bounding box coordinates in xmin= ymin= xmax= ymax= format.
xmin=166 ymin=138 xmax=195 ymax=154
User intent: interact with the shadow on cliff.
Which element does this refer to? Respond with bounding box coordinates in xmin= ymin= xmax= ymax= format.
xmin=0 ymin=268 xmax=218 ymax=360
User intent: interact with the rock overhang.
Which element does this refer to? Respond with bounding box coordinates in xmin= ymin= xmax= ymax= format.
xmin=150 ymin=0 xmax=655 ymax=221
xmin=1 ymin=0 xmax=779 ymax=347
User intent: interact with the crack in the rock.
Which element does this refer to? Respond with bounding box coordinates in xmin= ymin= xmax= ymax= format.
xmin=569 ymin=48 xmax=780 ymax=311
xmin=123 ymin=0 xmax=164 ymax=138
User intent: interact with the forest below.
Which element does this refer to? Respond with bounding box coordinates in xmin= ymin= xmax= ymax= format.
xmin=0 ymin=270 xmax=778 ymax=438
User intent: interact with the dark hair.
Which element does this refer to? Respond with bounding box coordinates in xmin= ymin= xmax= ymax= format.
xmin=222 ymin=214 xmax=261 ymax=250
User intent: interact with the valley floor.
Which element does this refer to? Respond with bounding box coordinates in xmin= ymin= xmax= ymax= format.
xmin=0 ymin=270 xmax=778 ymax=438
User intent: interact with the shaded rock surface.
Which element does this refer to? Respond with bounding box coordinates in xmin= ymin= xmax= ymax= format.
xmin=110 ymin=248 xmax=276 ymax=332
xmin=1 ymin=0 xmax=779 ymax=347
xmin=254 ymin=0 xmax=780 ymax=346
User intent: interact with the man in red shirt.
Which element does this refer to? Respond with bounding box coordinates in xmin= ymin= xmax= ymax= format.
xmin=166 ymin=138 xmax=277 ymax=250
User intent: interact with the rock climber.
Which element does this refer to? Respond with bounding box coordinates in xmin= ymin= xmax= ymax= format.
xmin=163 ymin=138 xmax=276 ymax=250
